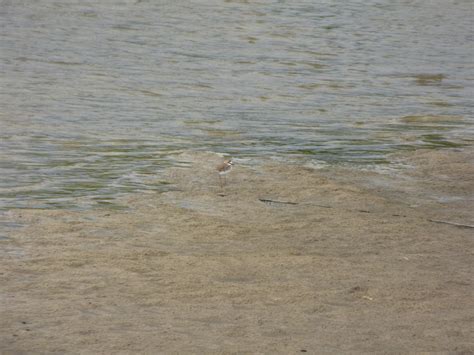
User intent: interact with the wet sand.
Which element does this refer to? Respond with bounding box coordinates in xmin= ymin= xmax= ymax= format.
xmin=1 ymin=149 xmax=473 ymax=353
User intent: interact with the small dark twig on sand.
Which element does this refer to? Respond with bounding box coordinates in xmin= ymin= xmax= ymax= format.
xmin=258 ymin=198 xmax=299 ymax=205
xmin=428 ymin=219 xmax=474 ymax=229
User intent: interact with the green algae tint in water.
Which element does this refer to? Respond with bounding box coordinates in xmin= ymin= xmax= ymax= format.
xmin=0 ymin=1 xmax=473 ymax=210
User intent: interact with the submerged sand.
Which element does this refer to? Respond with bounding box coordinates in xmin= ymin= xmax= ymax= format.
xmin=1 ymin=148 xmax=473 ymax=353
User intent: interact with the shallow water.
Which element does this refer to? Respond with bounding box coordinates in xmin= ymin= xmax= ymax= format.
xmin=1 ymin=0 xmax=473 ymax=209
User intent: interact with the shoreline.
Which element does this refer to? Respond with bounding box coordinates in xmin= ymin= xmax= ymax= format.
xmin=1 ymin=148 xmax=473 ymax=353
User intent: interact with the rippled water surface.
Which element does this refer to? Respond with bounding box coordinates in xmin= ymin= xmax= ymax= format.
xmin=1 ymin=0 xmax=473 ymax=209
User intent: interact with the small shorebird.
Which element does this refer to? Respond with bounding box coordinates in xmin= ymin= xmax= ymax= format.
xmin=217 ymin=159 xmax=234 ymax=188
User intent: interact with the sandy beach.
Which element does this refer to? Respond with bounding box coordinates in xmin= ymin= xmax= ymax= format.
xmin=1 ymin=148 xmax=473 ymax=353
